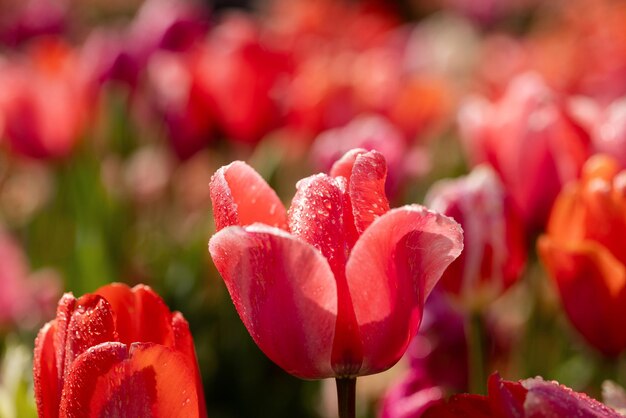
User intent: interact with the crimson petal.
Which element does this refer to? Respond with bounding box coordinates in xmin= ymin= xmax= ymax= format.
xmin=95 ymin=283 xmax=175 ymax=347
xmin=62 ymin=295 xmax=118 ymax=379
xmin=172 ymin=312 xmax=208 ymax=418
xmin=34 ymin=321 xmax=59 ymax=418
xmin=59 ymin=342 xmax=200 ymax=418
xmin=209 ymin=224 xmax=338 ymax=379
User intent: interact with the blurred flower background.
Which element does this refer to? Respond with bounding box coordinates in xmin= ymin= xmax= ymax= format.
xmin=3 ymin=0 xmax=626 ymax=416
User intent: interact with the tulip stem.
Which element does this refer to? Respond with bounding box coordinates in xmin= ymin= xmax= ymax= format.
xmin=468 ymin=312 xmax=486 ymax=394
xmin=336 ymin=377 xmax=357 ymax=418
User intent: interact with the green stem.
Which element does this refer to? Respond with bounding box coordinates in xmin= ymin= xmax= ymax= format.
xmin=468 ymin=312 xmax=486 ymax=394
xmin=336 ymin=377 xmax=356 ymax=418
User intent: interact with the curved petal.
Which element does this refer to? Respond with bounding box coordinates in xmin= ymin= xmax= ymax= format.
xmin=288 ymin=173 xmax=350 ymax=274
xmin=538 ymin=236 xmax=626 ymax=356
xmin=209 ymin=224 xmax=337 ymax=379
xmin=487 ymin=372 xmax=526 ymax=418
xmin=330 ymin=149 xmax=390 ymax=234
xmin=348 ymin=150 xmax=390 ymax=231
xmin=59 ymin=342 xmax=200 ymax=418
xmin=522 ymin=377 xmax=622 ymax=417
xmin=34 ymin=321 xmax=59 ymax=418
xmin=346 ymin=205 xmax=463 ymax=374
xmin=62 ymin=294 xmax=118 ymax=379
xmin=95 ymin=283 xmax=174 ymax=347
xmin=53 ymin=293 xmax=76 ymax=391
xmin=329 ymin=148 xmax=367 ymax=180
xmin=171 ymin=312 xmax=207 ymax=418
xmin=210 ymin=161 xmax=288 ymax=231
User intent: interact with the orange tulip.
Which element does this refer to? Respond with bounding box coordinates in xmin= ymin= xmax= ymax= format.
xmin=538 ymin=155 xmax=626 ymax=356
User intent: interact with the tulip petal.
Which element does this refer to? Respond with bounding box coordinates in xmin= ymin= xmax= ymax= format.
xmin=59 ymin=342 xmax=199 ymax=418
xmin=63 ymin=295 xmax=118 ymax=377
xmin=53 ymin=294 xmax=76 ymax=391
xmin=538 ymin=236 xmax=626 ymax=356
xmin=329 ymin=148 xmax=366 ymax=180
xmin=288 ymin=173 xmax=349 ymax=274
xmin=523 ymin=377 xmax=622 ymax=417
xmin=209 ymin=224 xmax=338 ymax=379
xmin=34 ymin=321 xmax=59 ymax=418
xmin=210 ymin=161 xmax=288 ymax=231
xmin=487 ymin=372 xmax=526 ymax=418
xmin=95 ymin=283 xmax=175 ymax=347
xmin=330 ymin=149 xmax=390 ymax=234
xmin=346 ymin=205 xmax=463 ymax=374
xmin=171 ymin=312 xmax=207 ymax=418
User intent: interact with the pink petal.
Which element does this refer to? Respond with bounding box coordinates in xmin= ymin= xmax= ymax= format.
xmin=210 ymin=161 xmax=288 ymax=231
xmin=59 ymin=342 xmax=200 ymax=418
xmin=95 ymin=283 xmax=175 ymax=347
xmin=330 ymin=149 xmax=390 ymax=234
xmin=346 ymin=205 xmax=463 ymax=374
xmin=523 ymin=377 xmax=622 ymax=417
xmin=34 ymin=321 xmax=59 ymax=418
xmin=288 ymin=173 xmax=350 ymax=275
xmin=209 ymin=224 xmax=338 ymax=379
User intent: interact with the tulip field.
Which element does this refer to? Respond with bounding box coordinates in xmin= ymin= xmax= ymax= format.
xmin=3 ymin=0 xmax=626 ymax=417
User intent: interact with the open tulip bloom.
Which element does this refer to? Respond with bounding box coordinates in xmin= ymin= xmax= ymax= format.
xmin=208 ymin=148 xmax=463 ymax=416
xmin=33 ymin=283 xmax=207 ymax=418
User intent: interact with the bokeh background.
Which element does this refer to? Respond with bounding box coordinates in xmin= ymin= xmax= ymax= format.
xmin=2 ymin=0 xmax=626 ymax=417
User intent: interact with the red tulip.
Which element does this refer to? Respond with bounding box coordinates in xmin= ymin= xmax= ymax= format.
xmin=0 ymin=38 xmax=89 ymax=160
xmin=208 ymin=149 xmax=463 ymax=379
xmin=423 ymin=373 xmax=621 ymax=417
xmin=459 ymin=72 xmax=590 ymax=230
xmin=425 ymin=165 xmax=526 ymax=307
xmin=538 ymin=155 xmax=626 ymax=356
xmin=33 ymin=283 xmax=207 ymax=418
xmin=194 ymin=14 xmax=291 ymax=144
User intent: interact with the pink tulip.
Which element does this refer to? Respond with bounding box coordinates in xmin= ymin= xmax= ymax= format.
xmin=425 ymin=165 xmax=526 ymax=307
xmin=208 ymin=149 xmax=463 ymax=380
xmin=459 ymin=73 xmax=590 ymax=230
